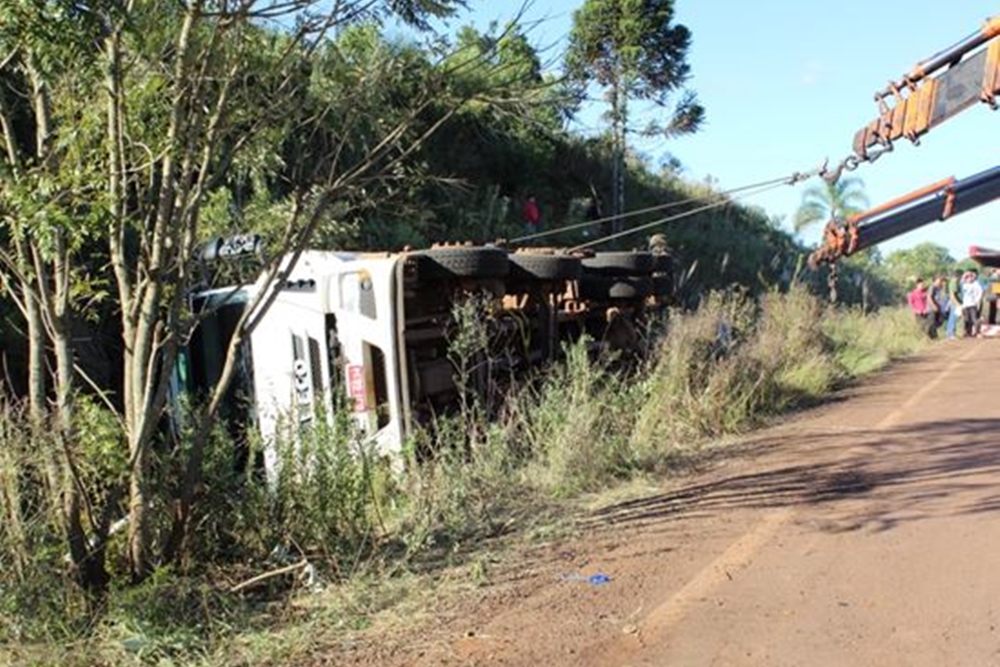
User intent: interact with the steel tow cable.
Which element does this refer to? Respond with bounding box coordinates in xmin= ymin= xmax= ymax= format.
xmin=569 ymin=178 xmax=802 ymax=252
xmin=509 ymin=167 xmax=821 ymax=247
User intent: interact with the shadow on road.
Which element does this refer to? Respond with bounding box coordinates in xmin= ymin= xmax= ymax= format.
xmin=586 ymin=419 xmax=1000 ymax=533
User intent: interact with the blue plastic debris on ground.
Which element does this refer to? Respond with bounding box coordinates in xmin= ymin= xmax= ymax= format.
xmin=559 ymin=572 xmax=611 ymax=585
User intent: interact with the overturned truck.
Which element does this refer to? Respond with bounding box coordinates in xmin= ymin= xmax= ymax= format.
xmin=175 ymin=245 xmax=672 ymax=471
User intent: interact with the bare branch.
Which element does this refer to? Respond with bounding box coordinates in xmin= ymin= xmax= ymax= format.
xmin=229 ymin=558 xmax=309 ymax=594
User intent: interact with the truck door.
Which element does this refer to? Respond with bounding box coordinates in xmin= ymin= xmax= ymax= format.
xmin=328 ymin=257 xmax=409 ymax=458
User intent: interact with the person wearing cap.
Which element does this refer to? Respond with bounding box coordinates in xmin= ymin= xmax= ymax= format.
xmin=961 ymin=269 xmax=985 ymax=338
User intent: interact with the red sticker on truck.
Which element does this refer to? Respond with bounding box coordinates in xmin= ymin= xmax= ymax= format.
xmin=347 ymin=365 xmax=368 ymax=412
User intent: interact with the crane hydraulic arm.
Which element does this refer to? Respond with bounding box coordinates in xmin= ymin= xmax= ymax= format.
xmin=847 ymin=15 xmax=1000 ymax=168
xmin=808 ymin=165 xmax=1000 ymax=268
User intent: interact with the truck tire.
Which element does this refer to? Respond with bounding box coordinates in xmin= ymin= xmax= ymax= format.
xmin=580 ymin=276 xmax=651 ymax=300
xmin=652 ymin=274 xmax=673 ymax=297
xmin=650 ymin=253 xmax=672 ymax=273
xmin=582 ymin=251 xmax=654 ymax=276
xmin=609 ymin=277 xmax=652 ymax=300
xmin=414 ymin=247 xmax=509 ymax=281
xmin=508 ymin=253 xmax=583 ymax=282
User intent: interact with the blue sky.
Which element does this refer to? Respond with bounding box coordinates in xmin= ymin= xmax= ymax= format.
xmin=436 ymin=1 xmax=1000 ymax=261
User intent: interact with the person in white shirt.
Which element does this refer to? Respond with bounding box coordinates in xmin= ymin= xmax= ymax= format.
xmin=961 ymin=270 xmax=984 ymax=338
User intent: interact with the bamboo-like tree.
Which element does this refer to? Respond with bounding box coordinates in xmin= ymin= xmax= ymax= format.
xmin=0 ymin=2 xmax=114 ymax=593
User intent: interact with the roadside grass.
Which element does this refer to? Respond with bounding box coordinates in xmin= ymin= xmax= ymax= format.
xmin=1 ymin=287 xmax=931 ymax=666
xmin=823 ymin=305 xmax=929 ymax=377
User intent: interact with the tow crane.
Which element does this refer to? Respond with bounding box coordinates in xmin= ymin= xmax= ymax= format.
xmin=808 ymin=166 xmax=1000 ymax=267
xmin=810 ymin=15 xmax=1000 ymax=267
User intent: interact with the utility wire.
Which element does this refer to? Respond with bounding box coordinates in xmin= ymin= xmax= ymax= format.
xmin=510 ymin=168 xmax=818 ymax=245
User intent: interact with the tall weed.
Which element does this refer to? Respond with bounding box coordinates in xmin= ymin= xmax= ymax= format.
xmin=748 ymin=286 xmax=841 ymax=403
xmin=522 ymin=341 xmax=644 ymax=496
xmin=234 ymin=412 xmax=391 ymax=573
xmin=397 ymin=417 xmax=527 ymax=559
xmin=823 ymin=305 xmax=928 ymax=376
xmin=0 ymin=397 xmax=91 ymax=643
xmin=633 ymin=286 xmax=841 ymax=464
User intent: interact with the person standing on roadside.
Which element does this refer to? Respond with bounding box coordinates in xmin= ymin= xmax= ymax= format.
xmin=929 ymin=275 xmax=949 ymax=339
xmin=522 ymin=195 xmax=541 ymax=236
xmin=908 ymin=278 xmax=932 ymax=337
xmin=946 ymin=268 xmax=963 ymax=339
xmin=961 ymin=270 xmax=985 ymax=338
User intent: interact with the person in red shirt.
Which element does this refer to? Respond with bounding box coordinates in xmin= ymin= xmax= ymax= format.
xmin=523 ymin=195 xmax=540 ymax=235
xmin=908 ymin=277 xmax=933 ymax=337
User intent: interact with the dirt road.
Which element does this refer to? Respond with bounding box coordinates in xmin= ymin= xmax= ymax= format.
xmin=342 ymin=341 xmax=1000 ymax=667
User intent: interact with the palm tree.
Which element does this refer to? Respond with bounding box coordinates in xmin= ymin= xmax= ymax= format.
xmin=795 ymin=176 xmax=869 ymax=304
xmin=793 ymin=176 xmax=869 ymax=232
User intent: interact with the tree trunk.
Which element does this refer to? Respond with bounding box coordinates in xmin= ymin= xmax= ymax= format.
xmin=52 ymin=235 xmax=108 ymax=594
xmin=23 ymin=275 xmax=46 ymax=429
xmin=610 ymin=77 xmax=625 ymax=235
xmin=111 ymin=8 xmax=197 ymax=581
xmin=17 ymin=58 xmax=63 ymax=514
xmin=12 ymin=237 xmax=47 ymax=429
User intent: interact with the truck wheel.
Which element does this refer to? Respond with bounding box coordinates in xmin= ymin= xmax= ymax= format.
xmin=652 ymin=274 xmax=673 ymax=297
xmin=414 ymin=247 xmax=509 ymax=281
xmin=508 ymin=254 xmax=583 ymax=282
xmin=580 ymin=276 xmax=651 ymax=300
xmin=609 ymin=277 xmax=652 ymax=300
xmin=582 ymin=251 xmax=653 ymax=276
xmin=650 ymin=253 xmax=672 ymax=273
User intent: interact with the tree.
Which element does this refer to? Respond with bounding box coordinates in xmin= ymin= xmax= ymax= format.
xmin=104 ymin=0 xmax=487 ymax=578
xmin=0 ymin=0 xmax=115 ymax=594
xmin=795 ymin=176 xmax=870 ymax=302
xmin=564 ymin=0 xmax=704 ymax=231
xmin=793 ymin=176 xmax=869 ymax=232
xmin=884 ymin=243 xmax=955 ymax=288
xmin=838 ymin=247 xmax=894 ymax=311
xmin=2 ymin=0 xmax=484 ymax=585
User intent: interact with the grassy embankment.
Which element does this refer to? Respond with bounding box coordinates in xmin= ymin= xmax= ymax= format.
xmin=1 ymin=286 xmax=928 ymax=666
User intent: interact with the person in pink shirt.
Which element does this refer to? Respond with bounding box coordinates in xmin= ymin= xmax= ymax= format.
xmin=908 ymin=278 xmax=932 ymax=337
